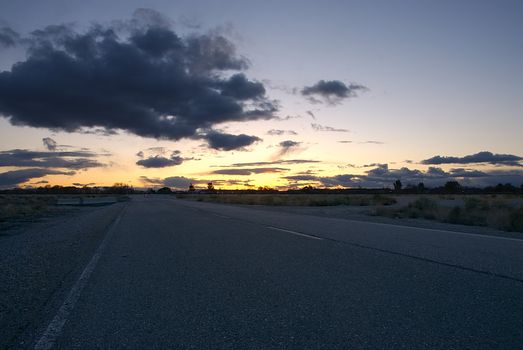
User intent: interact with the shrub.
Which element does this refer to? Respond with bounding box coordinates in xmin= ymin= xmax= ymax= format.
xmin=507 ymin=206 xmax=523 ymax=232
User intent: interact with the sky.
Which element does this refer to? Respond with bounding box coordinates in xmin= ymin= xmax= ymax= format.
xmin=0 ymin=0 xmax=522 ymax=190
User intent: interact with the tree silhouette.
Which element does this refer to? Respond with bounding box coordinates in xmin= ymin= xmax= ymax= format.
xmin=188 ymin=183 xmax=195 ymax=192
xmin=444 ymin=181 xmax=462 ymax=193
xmin=207 ymin=182 xmax=215 ymax=191
xmin=393 ymin=179 xmax=402 ymax=192
xmin=157 ymin=187 xmax=172 ymax=194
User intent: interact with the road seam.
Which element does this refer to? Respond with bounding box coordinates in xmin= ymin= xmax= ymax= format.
xmin=266 ymin=226 xmax=323 ymax=240
xmin=33 ymin=205 xmax=127 ymax=350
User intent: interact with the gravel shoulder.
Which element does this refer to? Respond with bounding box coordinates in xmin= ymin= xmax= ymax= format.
xmin=0 ymin=202 xmax=125 ymax=349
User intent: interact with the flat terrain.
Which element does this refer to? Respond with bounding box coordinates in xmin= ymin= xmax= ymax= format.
xmin=1 ymin=195 xmax=523 ymax=349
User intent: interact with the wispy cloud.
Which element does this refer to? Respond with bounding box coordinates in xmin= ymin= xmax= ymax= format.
xmin=266 ymin=129 xmax=298 ymax=136
xmin=311 ymin=123 xmax=349 ymax=132
xmin=228 ymin=159 xmax=320 ymax=167
xmin=212 ymin=167 xmax=289 ymax=175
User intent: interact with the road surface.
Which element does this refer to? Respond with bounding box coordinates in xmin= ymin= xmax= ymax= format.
xmin=2 ymin=196 xmax=523 ymax=349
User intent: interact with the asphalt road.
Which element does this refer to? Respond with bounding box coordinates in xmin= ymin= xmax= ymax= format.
xmin=3 ymin=196 xmax=523 ymax=349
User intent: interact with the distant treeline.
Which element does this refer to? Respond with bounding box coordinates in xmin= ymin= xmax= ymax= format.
xmin=2 ymin=181 xmax=523 ymax=195
xmin=0 ymin=183 xmax=134 ymax=195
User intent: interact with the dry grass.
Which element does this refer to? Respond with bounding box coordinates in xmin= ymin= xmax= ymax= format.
xmin=0 ymin=195 xmax=58 ymax=222
xmin=373 ymin=195 xmax=523 ymax=233
xmin=0 ymin=194 xmax=128 ymax=223
xmin=177 ymin=193 xmax=397 ymax=207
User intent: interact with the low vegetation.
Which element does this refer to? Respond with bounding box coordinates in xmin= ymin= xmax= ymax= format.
xmin=373 ymin=195 xmax=523 ymax=233
xmin=177 ymin=193 xmax=397 ymax=207
xmin=0 ymin=194 xmax=129 ymax=224
xmin=0 ymin=195 xmax=57 ymax=222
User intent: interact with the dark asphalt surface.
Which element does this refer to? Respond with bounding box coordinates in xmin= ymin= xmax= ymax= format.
xmin=3 ymin=196 xmax=523 ymax=349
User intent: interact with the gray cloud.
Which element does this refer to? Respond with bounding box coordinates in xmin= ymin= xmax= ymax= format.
xmin=228 ymin=159 xmax=320 ymax=167
xmin=204 ymin=132 xmax=261 ymax=151
xmin=337 ymin=140 xmax=352 ymax=144
xmin=212 ymin=167 xmax=288 ymax=175
xmin=422 ymin=151 xmax=523 ymax=167
xmin=266 ymin=129 xmax=298 ymax=136
xmin=136 ymin=154 xmax=184 ymax=168
xmin=163 ymin=176 xmax=193 ymax=189
xmin=283 ymin=174 xmax=319 ymax=182
xmin=287 ymin=163 xmax=523 ymax=188
xmin=72 ymin=182 xmax=96 ymax=187
xmin=302 ymin=80 xmax=367 ymax=105
xmin=277 ymin=140 xmax=302 ymax=157
xmin=0 ymin=168 xmax=75 ymax=188
xmin=42 ymin=137 xmax=58 ymax=151
xmin=0 ymin=149 xmax=105 ymax=170
xmin=139 ymin=175 xmax=254 ymax=189
xmin=0 ymin=26 xmax=20 ymax=48
xmin=0 ymin=10 xmax=276 ymax=150
xmin=311 ymin=123 xmax=349 ymax=132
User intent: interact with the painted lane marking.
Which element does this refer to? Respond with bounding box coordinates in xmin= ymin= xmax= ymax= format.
xmin=213 ymin=213 xmax=231 ymax=219
xmin=266 ymin=226 xmax=323 ymax=241
xmin=34 ymin=206 xmax=126 ymax=350
xmin=350 ymin=220 xmax=523 ymax=243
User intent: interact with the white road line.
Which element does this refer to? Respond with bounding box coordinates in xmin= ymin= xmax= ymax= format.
xmin=213 ymin=213 xmax=231 ymax=219
xmin=266 ymin=226 xmax=323 ymax=241
xmin=348 ymin=219 xmax=523 ymax=243
xmin=34 ymin=206 xmax=126 ymax=350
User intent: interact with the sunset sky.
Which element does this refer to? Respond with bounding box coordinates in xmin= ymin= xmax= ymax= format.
xmin=0 ymin=0 xmax=522 ymax=190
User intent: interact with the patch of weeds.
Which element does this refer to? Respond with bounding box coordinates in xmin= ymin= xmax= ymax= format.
xmin=507 ymin=206 xmax=523 ymax=232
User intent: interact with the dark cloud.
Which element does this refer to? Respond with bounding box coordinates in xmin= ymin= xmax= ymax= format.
xmin=276 ymin=115 xmax=302 ymax=121
xmin=266 ymin=129 xmax=298 ymax=136
xmin=363 ymin=163 xmax=387 ymax=168
xmin=422 ymin=151 xmax=523 ymax=167
xmin=0 ymin=149 xmax=105 ymax=169
xmin=283 ymin=174 xmax=319 ymax=181
xmin=0 ymin=168 xmax=75 ymax=188
xmin=337 ymin=140 xmax=352 ymax=144
xmin=135 ymin=147 xmax=187 ymax=168
xmin=72 ymin=182 xmax=96 ymax=187
xmin=311 ymin=123 xmax=349 ymax=132
xmin=163 ymin=176 xmax=193 ymax=189
xmin=212 ymin=167 xmax=288 ymax=175
xmin=229 ymin=159 xmax=320 ymax=167
xmin=0 ymin=11 xmax=277 ymax=150
xmin=448 ymin=168 xmax=488 ymax=178
xmin=302 ymin=80 xmax=367 ymax=105
xmin=204 ymin=132 xmax=261 ymax=151
xmin=33 ymin=180 xmax=49 ymax=184
xmin=0 ymin=27 xmax=20 ymax=48
xmin=277 ymin=140 xmax=302 ymax=157
xmin=136 ymin=154 xmax=184 ymax=168
xmin=42 ymin=137 xmax=58 ymax=151
xmin=139 ymin=175 xmax=254 ymax=189
xmin=289 ymin=164 xmax=523 ymax=188
xmin=218 ymin=73 xmax=265 ymax=100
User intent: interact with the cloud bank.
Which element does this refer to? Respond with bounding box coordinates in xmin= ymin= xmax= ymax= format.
xmin=422 ymin=151 xmax=523 ymax=167
xmin=0 ymin=10 xmax=276 ymax=150
xmin=285 ymin=163 xmax=523 ymax=188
